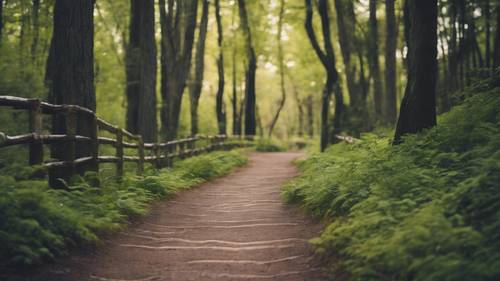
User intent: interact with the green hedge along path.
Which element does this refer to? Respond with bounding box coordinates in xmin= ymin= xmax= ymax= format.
xmin=15 ymin=152 xmax=326 ymax=281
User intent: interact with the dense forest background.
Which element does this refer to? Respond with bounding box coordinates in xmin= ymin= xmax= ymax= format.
xmin=0 ymin=0 xmax=498 ymax=149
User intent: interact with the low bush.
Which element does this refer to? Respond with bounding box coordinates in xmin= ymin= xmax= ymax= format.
xmin=283 ymin=81 xmax=500 ymax=281
xmin=0 ymin=150 xmax=247 ymax=266
xmin=255 ymin=139 xmax=286 ymax=152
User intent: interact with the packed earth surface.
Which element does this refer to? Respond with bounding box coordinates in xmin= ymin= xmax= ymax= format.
xmin=8 ymin=152 xmax=327 ymax=281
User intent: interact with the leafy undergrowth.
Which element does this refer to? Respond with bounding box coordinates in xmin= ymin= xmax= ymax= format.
xmin=255 ymin=139 xmax=286 ymax=152
xmin=283 ymin=82 xmax=500 ymax=281
xmin=0 ymin=150 xmax=247 ymax=267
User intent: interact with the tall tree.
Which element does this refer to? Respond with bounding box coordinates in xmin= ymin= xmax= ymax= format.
xmin=125 ymin=0 xmax=158 ymax=142
xmin=305 ymin=0 xmax=342 ymax=151
xmin=159 ymin=0 xmax=198 ymax=140
xmin=394 ymin=0 xmax=438 ymax=143
xmin=237 ymin=0 xmax=257 ymax=136
xmin=368 ymin=0 xmax=384 ymax=122
xmin=268 ymin=0 xmax=286 ymax=138
xmin=384 ymin=0 xmax=398 ymax=124
xmin=215 ymin=0 xmax=226 ymax=135
xmin=46 ymin=0 xmax=96 ymax=187
xmin=189 ymin=0 xmax=209 ymax=136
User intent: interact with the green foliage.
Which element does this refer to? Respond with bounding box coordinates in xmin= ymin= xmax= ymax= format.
xmin=255 ymin=139 xmax=286 ymax=152
xmin=0 ymin=151 xmax=247 ymax=266
xmin=283 ymin=85 xmax=500 ymax=281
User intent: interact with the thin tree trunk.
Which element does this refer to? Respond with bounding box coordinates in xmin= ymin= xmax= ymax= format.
xmin=215 ymin=0 xmax=226 ymax=135
xmin=268 ymin=0 xmax=286 ymax=138
xmin=394 ymin=0 xmax=438 ymax=143
xmin=238 ymin=0 xmax=257 ymax=136
xmin=368 ymin=0 xmax=384 ymax=122
xmin=305 ymin=0 xmax=341 ymax=151
xmin=125 ymin=0 xmax=158 ymax=142
xmin=306 ymin=95 xmax=314 ymax=138
xmin=31 ymin=0 xmax=41 ymax=63
xmin=232 ymin=46 xmax=240 ymax=135
xmin=46 ymin=0 xmax=96 ymax=187
xmin=189 ymin=0 xmax=209 ymax=136
xmin=485 ymin=0 xmax=491 ymax=69
xmin=493 ymin=4 xmax=500 ymax=67
xmin=384 ymin=0 xmax=398 ymax=124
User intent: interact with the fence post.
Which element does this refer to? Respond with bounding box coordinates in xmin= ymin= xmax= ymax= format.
xmin=167 ymin=144 xmax=174 ymax=167
xmin=89 ymin=115 xmax=99 ymax=185
xmin=154 ymin=143 xmax=161 ymax=169
xmin=137 ymin=136 xmax=144 ymax=176
xmin=116 ymin=129 xmax=124 ymax=179
xmin=179 ymin=142 xmax=185 ymax=159
xmin=29 ymin=99 xmax=43 ymax=166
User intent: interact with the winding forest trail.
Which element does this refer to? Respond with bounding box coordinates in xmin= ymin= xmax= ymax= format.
xmin=19 ymin=152 xmax=327 ymax=281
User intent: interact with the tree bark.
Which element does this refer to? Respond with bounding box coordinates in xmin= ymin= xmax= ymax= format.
xmin=189 ymin=0 xmax=209 ymax=137
xmin=384 ymin=0 xmax=398 ymax=124
xmin=305 ymin=0 xmax=342 ymax=151
xmin=125 ymin=0 xmax=158 ymax=142
xmin=368 ymin=0 xmax=384 ymax=122
xmin=268 ymin=0 xmax=286 ymax=138
xmin=46 ymin=0 xmax=96 ymax=187
xmin=237 ymin=0 xmax=257 ymax=137
xmin=159 ymin=0 xmax=198 ymax=140
xmin=394 ymin=0 xmax=438 ymax=143
xmin=215 ymin=0 xmax=226 ymax=136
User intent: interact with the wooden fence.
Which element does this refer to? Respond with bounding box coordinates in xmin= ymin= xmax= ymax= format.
xmin=0 ymin=96 xmax=251 ymax=186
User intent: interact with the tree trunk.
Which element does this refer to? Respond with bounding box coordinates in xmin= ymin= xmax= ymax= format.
xmin=189 ymin=0 xmax=209 ymax=137
xmin=232 ymin=46 xmax=241 ymax=135
xmin=46 ymin=0 xmax=96 ymax=187
xmin=268 ymin=0 xmax=286 ymax=138
xmin=493 ymin=4 xmax=500 ymax=67
xmin=394 ymin=0 xmax=438 ymax=143
xmin=125 ymin=0 xmax=157 ymax=142
xmin=306 ymin=95 xmax=314 ymax=138
xmin=238 ymin=0 xmax=257 ymax=137
xmin=305 ymin=0 xmax=341 ymax=151
xmin=31 ymin=0 xmax=41 ymax=63
xmin=215 ymin=0 xmax=226 ymax=136
xmin=384 ymin=0 xmax=398 ymax=124
xmin=368 ymin=0 xmax=384 ymax=122
xmin=159 ymin=0 xmax=198 ymax=140
xmin=485 ymin=0 xmax=491 ymax=69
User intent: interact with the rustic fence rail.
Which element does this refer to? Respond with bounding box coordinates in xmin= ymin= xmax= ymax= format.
xmin=0 ymin=96 xmax=252 ymax=187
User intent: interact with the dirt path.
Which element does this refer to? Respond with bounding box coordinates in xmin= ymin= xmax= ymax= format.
xmin=15 ymin=152 xmax=326 ymax=281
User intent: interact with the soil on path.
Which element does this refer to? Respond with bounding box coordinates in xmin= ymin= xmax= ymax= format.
xmin=10 ymin=152 xmax=327 ymax=281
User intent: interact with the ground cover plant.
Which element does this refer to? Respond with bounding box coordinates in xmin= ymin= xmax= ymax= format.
xmin=283 ymin=80 xmax=500 ymax=281
xmin=0 ymin=150 xmax=247 ymax=267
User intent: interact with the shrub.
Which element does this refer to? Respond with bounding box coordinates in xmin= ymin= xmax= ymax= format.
xmin=255 ymin=139 xmax=286 ymax=152
xmin=283 ymin=83 xmax=500 ymax=281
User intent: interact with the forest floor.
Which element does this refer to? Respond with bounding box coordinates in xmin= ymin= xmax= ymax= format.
xmin=7 ymin=152 xmax=327 ymax=281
